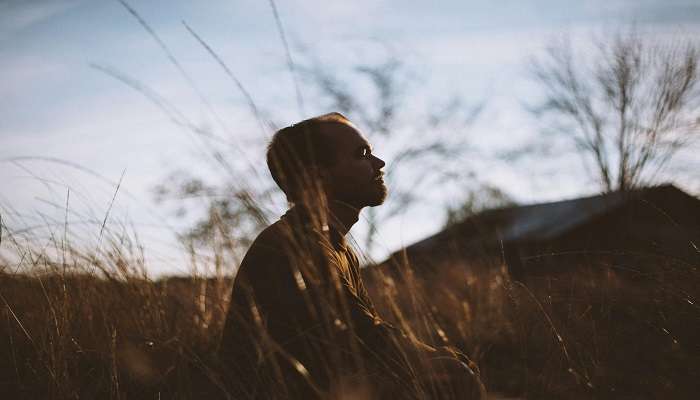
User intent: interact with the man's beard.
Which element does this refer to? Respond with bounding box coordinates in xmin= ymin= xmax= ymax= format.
xmin=335 ymin=181 xmax=388 ymax=208
xmin=366 ymin=181 xmax=388 ymax=207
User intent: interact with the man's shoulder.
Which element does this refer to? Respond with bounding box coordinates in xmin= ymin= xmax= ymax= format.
xmin=246 ymin=217 xmax=314 ymax=254
xmin=234 ymin=222 xmax=291 ymax=282
xmin=247 ymin=220 xmax=289 ymax=254
xmin=236 ymin=218 xmax=320 ymax=280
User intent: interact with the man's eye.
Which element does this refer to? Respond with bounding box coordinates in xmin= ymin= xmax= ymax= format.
xmin=361 ymin=148 xmax=371 ymax=157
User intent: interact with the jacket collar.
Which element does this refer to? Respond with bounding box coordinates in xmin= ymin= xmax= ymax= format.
xmin=281 ymin=204 xmax=348 ymax=251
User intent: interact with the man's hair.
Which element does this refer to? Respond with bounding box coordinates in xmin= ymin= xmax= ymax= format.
xmin=267 ymin=112 xmax=350 ymax=203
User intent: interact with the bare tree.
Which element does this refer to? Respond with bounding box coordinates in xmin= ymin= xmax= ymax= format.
xmin=530 ymin=29 xmax=700 ymax=192
xmin=443 ymin=183 xmax=515 ymax=228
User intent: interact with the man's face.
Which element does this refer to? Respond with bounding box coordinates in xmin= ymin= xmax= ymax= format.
xmin=321 ymin=122 xmax=387 ymax=208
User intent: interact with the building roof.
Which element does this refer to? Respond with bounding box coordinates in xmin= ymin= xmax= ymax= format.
xmin=399 ymin=184 xmax=699 ymax=257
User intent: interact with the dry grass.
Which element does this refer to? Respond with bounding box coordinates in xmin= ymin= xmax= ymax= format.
xmin=1 ymin=214 xmax=698 ymax=399
xmin=0 ymin=218 xmax=232 ymax=398
xmin=363 ymin=248 xmax=699 ymax=399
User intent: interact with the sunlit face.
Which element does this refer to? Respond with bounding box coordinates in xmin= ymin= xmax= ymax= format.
xmin=321 ymin=121 xmax=387 ymax=208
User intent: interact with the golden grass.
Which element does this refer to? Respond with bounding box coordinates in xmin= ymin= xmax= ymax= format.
xmin=1 ymin=218 xmax=698 ymax=399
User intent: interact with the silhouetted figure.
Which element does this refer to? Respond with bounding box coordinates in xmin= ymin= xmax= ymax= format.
xmin=219 ymin=113 xmax=485 ymax=399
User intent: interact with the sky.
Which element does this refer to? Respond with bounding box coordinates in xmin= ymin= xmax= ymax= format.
xmin=2 ymin=0 xmax=700 ymax=275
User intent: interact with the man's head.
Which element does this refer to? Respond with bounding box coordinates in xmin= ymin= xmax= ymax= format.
xmin=267 ymin=112 xmax=387 ymax=209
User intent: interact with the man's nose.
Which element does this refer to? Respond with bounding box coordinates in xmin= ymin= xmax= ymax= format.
xmin=372 ymin=155 xmax=385 ymax=169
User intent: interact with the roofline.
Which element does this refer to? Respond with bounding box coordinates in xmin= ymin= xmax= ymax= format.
xmin=387 ymin=183 xmax=692 ymax=259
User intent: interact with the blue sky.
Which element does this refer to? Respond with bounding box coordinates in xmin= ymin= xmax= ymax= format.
xmin=2 ymin=0 xmax=699 ymax=274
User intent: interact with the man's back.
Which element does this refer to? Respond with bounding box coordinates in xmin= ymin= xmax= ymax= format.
xmin=219 ymin=206 xmax=408 ymax=398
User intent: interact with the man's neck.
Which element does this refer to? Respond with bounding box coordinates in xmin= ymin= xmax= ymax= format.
xmin=327 ymin=199 xmax=361 ymax=236
xmin=294 ymin=199 xmax=361 ymax=237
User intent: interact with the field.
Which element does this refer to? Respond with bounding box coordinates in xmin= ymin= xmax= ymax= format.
xmin=1 ymin=228 xmax=698 ymax=399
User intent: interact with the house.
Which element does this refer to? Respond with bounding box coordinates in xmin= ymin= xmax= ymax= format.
xmin=367 ymin=184 xmax=700 ymax=285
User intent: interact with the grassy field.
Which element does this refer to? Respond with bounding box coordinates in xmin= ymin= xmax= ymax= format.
xmin=1 ymin=226 xmax=698 ymax=399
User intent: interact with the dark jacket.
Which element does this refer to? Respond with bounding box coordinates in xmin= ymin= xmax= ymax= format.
xmin=219 ymin=205 xmax=416 ymax=398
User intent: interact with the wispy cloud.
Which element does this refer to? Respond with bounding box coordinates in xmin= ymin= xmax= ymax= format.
xmin=0 ymin=0 xmax=84 ymax=41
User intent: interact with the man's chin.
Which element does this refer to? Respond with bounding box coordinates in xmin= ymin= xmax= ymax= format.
xmin=341 ymin=185 xmax=387 ymax=208
xmin=367 ymin=188 xmax=388 ymax=207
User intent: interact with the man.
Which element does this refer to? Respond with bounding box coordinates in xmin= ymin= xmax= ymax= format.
xmin=219 ymin=113 xmax=485 ymax=399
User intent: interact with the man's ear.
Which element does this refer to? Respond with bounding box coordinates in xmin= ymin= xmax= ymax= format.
xmin=306 ymin=166 xmax=331 ymax=187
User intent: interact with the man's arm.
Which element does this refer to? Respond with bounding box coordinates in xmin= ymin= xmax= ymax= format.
xmin=318 ymin=246 xmax=445 ymax=375
xmin=234 ymin=228 xmax=445 ymax=374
